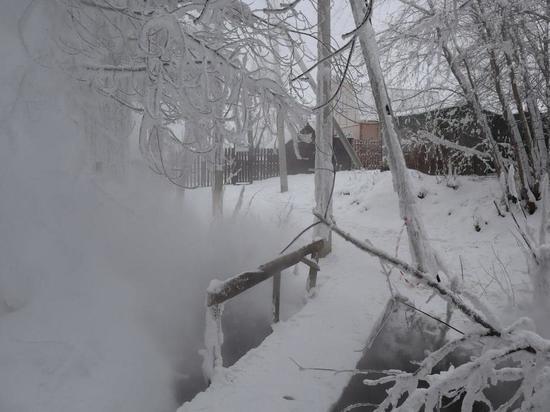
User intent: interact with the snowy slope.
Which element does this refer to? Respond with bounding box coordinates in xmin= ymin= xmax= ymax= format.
xmin=180 ymin=170 xmax=527 ymax=411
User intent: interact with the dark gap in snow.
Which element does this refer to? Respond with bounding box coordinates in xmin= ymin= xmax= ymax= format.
xmin=175 ymin=277 xmax=304 ymax=405
xmin=173 ymin=307 xmax=272 ymax=405
xmin=221 ymin=301 xmax=273 ymax=367
xmin=173 ymin=299 xmax=272 ymax=405
xmin=331 ymin=305 xmax=522 ymax=411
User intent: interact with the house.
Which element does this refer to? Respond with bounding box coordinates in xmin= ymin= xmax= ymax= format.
xmin=330 ymin=83 xmax=519 ymax=174
xmin=337 ymin=101 xmax=509 ymax=175
xmin=396 ymin=105 xmax=508 ymax=175
xmin=284 ymin=123 xmax=355 ymax=175
xmin=284 ymin=78 xmax=512 ymax=176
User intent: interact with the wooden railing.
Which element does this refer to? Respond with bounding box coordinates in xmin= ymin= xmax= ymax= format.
xmin=201 ymin=239 xmax=324 ymax=381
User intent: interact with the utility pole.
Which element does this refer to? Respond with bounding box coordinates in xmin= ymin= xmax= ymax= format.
xmin=268 ymin=0 xmax=289 ymax=193
xmin=313 ymin=0 xmax=334 ymax=257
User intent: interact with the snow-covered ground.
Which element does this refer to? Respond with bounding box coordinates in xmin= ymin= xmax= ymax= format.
xmin=180 ymin=170 xmax=529 ymax=411
xmin=0 ymin=160 xmax=531 ymax=412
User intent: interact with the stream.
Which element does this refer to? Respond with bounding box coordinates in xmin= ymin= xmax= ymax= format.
xmin=331 ymin=302 xmax=521 ymax=411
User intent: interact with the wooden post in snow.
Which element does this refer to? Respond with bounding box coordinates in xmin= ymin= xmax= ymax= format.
xmin=306 ymin=252 xmax=319 ymax=292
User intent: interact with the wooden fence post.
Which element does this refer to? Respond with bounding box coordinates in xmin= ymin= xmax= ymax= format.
xmin=272 ymin=271 xmax=281 ymax=323
xmin=306 ymin=252 xmax=319 ymax=292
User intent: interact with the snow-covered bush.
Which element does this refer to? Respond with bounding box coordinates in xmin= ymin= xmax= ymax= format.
xmin=360 ymin=317 xmax=550 ymax=411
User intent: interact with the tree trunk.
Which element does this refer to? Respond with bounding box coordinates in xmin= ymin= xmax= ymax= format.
xmin=516 ymin=22 xmax=549 ymax=175
xmin=438 ymin=37 xmax=505 ymax=176
xmin=313 ymin=0 xmax=333 ymax=257
xmin=531 ymin=175 xmax=550 ymax=315
xmin=501 ymin=22 xmax=539 ymax=176
xmin=474 ymin=0 xmax=534 ymax=202
xmin=349 ymin=0 xmax=440 ymax=275
xmin=277 ymin=110 xmax=288 ymax=192
xmin=267 ymin=0 xmax=289 ymax=192
xmin=212 ymin=126 xmax=224 ymax=217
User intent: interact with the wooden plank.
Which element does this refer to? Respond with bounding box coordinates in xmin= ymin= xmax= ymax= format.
xmin=265 ymin=149 xmax=273 ymax=178
xmin=248 ymin=145 xmax=254 ymax=183
xmin=260 ymin=148 xmax=264 ymax=180
xmin=246 ymin=151 xmax=249 ymax=182
xmin=272 ymin=272 xmax=281 ymax=323
xmin=207 ymin=239 xmax=324 ymax=306
xmin=306 ymin=252 xmax=319 ymax=292
xmin=195 ymin=155 xmax=200 ymax=187
xmin=334 ymin=119 xmax=363 ymax=169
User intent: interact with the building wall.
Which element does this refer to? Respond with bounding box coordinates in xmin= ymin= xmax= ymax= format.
xmin=349 ymin=106 xmax=510 ymax=175
xmin=285 ymin=136 xmax=354 ymax=175
xmin=353 ymin=122 xmax=383 ymax=169
xmin=333 ymin=80 xmax=362 ymax=139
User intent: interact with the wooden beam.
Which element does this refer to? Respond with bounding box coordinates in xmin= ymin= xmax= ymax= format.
xmin=306 ymin=252 xmax=319 ymax=292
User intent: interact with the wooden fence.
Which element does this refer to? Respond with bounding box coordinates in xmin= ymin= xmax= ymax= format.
xmin=202 ymin=239 xmax=324 ymax=378
xmin=179 ymin=147 xmax=280 ymax=188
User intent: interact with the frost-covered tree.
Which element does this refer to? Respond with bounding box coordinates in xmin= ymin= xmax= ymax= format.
xmin=324 ymin=2 xmax=550 ymax=408
xmin=350 ymin=0 xmax=443 ymax=275
xmin=381 ymin=0 xmax=550 ymax=213
xmin=313 ymin=0 xmax=334 ymax=257
xmin=48 ymin=0 xmax=309 ymax=215
xmin=316 ymin=212 xmax=550 ymax=412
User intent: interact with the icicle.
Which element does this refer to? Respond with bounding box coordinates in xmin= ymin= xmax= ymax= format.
xmin=200 ymin=297 xmax=224 ymax=384
xmin=507 ymin=164 xmax=519 ymax=203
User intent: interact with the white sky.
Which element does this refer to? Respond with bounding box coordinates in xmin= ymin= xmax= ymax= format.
xmin=250 ymin=0 xmax=402 ymax=52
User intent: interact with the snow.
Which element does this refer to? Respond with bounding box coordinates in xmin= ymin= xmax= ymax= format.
xmin=180 ymin=242 xmax=393 ymax=411
xmin=179 ymin=169 xmax=527 ymax=411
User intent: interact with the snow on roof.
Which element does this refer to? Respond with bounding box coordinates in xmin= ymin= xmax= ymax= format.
xmin=358 ymin=87 xmax=458 ymax=121
xmin=333 ymin=81 xmax=459 ymax=124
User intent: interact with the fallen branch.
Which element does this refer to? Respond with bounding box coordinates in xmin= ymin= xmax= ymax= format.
xmin=416 ymin=130 xmax=491 ymax=159
xmin=313 ymin=212 xmax=500 ymax=336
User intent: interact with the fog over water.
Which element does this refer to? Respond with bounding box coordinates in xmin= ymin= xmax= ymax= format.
xmin=0 ymin=2 xmax=300 ymax=411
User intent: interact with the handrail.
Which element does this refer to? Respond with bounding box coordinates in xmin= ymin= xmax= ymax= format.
xmin=206 ymin=239 xmax=324 ymax=307
xmin=201 ymin=239 xmax=324 ymax=381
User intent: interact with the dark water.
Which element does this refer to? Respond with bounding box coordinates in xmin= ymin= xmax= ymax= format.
xmin=331 ymin=303 xmax=521 ymax=411
xmin=173 ymin=287 xmax=278 ymax=405
xmin=175 ymin=298 xmax=522 ymax=410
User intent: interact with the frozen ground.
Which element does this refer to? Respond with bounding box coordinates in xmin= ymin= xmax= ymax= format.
xmin=180 ymin=170 xmax=529 ymax=411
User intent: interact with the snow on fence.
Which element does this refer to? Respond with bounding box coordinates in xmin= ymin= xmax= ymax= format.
xmin=181 ymin=147 xmax=280 ymax=188
xmin=201 ymin=239 xmax=324 ymax=382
